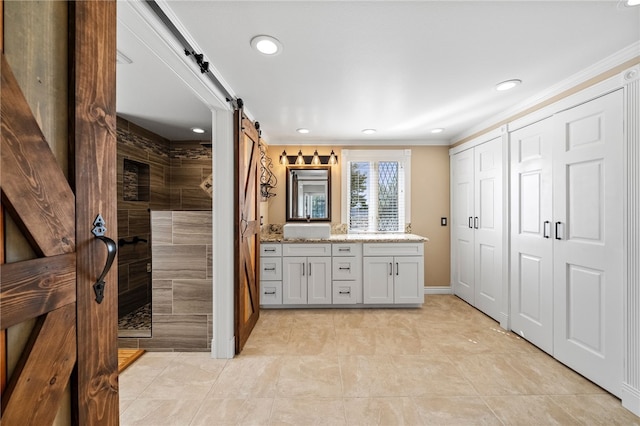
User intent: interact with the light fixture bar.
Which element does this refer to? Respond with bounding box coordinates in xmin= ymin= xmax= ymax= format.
xmin=279 ymin=150 xmax=338 ymax=165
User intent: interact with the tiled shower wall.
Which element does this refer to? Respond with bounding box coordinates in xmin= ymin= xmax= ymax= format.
xmin=116 ymin=116 xmax=212 ymax=319
xmin=170 ymin=142 xmax=212 ymax=210
xmin=117 ymin=117 xmax=170 ymax=317
xmin=125 ymin=210 xmax=212 ymax=351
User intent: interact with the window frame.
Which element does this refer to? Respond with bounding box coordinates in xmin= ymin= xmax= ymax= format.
xmin=341 ymin=149 xmax=412 ymax=233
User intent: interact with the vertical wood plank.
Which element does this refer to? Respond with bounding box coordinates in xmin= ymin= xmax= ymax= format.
xmin=69 ymin=1 xmax=118 ymax=425
xmin=1 ymin=0 xmax=6 ymax=396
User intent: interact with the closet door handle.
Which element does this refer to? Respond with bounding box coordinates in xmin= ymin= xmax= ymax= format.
xmin=555 ymin=222 xmax=563 ymax=240
xmin=474 ymin=217 xmax=479 ymax=229
xmin=468 ymin=217 xmax=473 ymax=228
xmin=543 ymin=221 xmax=550 ymax=239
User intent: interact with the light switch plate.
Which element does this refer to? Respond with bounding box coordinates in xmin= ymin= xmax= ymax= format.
xmin=441 ymin=217 xmax=447 ymax=226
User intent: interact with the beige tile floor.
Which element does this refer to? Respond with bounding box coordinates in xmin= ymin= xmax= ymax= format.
xmin=119 ymin=295 xmax=640 ymax=425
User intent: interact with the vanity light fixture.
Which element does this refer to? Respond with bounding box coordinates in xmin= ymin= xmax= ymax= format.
xmin=279 ymin=150 xmax=339 ymax=166
xmin=250 ymin=35 xmax=283 ymax=55
xmin=362 ymin=128 xmax=377 ymax=135
xmin=430 ymin=128 xmax=445 ymax=134
xmin=311 ymin=150 xmax=321 ymax=165
xmin=495 ymin=79 xmax=522 ymax=91
xmin=191 ymin=127 xmax=206 ymax=134
xmin=328 ymin=150 xmax=338 ymax=165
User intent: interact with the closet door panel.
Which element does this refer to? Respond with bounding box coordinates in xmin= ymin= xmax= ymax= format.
xmin=474 ymin=137 xmax=503 ymax=321
xmin=553 ymin=89 xmax=624 ymax=397
xmin=451 ymin=148 xmax=475 ymax=304
xmin=510 ymin=118 xmax=554 ymax=354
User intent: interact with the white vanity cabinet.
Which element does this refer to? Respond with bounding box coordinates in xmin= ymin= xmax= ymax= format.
xmin=282 ymin=243 xmax=332 ymax=304
xmin=363 ymin=243 xmax=424 ymax=304
xmin=260 ymin=243 xmax=283 ymax=305
xmin=332 ymin=243 xmax=362 ymax=304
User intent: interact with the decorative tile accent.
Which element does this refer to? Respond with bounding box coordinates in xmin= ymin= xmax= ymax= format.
xmin=200 ymin=174 xmax=213 ymax=197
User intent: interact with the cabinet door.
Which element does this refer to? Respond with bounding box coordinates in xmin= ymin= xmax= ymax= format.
xmin=394 ymin=256 xmax=424 ymax=304
xmin=474 ymin=136 xmax=503 ymax=321
xmin=552 ymin=90 xmax=623 ymax=397
xmin=307 ymin=257 xmax=332 ymax=304
xmin=282 ymin=257 xmax=307 ymax=304
xmin=510 ymin=117 xmax=554 ymax=354
xmin=451 ymin=148 xmax=475 ymax=304
xmin=363 ymin=257 xmax=394 ymax=304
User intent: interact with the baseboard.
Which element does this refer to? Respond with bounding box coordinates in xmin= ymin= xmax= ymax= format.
xmin=424 ymin=286 xmax=453 ymax=295
xmin=622 ymin=383 xmax=640 ymax=417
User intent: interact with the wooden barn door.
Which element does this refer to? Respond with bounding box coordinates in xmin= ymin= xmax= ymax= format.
xmin=234 ymin=108 xmax=261 ymax=354
xmin=0 ymin=2 xmax=118 ymax=424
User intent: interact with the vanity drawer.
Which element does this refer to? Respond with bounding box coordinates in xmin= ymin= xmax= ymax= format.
xmin=332 ymin=243 xmax=361 ymax=256
xmin=260 ymin=281 xmax=282 ymax=305
xmin=282 ymin=243 xmax=331 ymax=257
xmin=260 ymin=257 xmax=282 ymax=281
xmin=261 ymin=243 xmax=282 ymax=257
xmin=332 ymin=282 xmax=358 ymax=304
xmin=332 ymin=257 xmax=361 ymax=281
xmin=363 ymin=243 xmax=424 ymax=257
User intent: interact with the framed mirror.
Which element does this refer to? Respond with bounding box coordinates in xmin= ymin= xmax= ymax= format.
xmin=286 ymin=166 xmax=331 ymax=221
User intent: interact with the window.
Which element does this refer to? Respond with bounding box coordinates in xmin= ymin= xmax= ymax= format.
xmin=341 ymin=150 xmax=411 ymax=233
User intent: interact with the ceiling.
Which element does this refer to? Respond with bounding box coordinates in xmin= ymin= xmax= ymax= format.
xmin=116 ymin=1 xmax=640 ymax=144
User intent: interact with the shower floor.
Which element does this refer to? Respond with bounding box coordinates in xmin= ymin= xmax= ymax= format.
xmin=118 ymin=303 xmax=151 ymax=338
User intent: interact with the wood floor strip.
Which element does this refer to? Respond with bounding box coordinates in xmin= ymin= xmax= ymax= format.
xmin=118 ymin=349 xmax=145 ymax=373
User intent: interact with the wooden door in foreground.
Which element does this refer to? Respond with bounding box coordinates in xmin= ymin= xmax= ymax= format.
xmin=0 ymin=2 xmax=118 ymax=424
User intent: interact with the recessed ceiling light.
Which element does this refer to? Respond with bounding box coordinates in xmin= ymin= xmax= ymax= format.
xmin=495 ymin=79 xmax=522 ymax=91
xmin=362 ymin=129 xmax=377 ymax=135
xmin=250 ymin=35 xmax=282 ymax=55
xmin=191 ymin=127 xmax=205 ymax=134
xmin=296 ymin=128 xmax=310 ymax=134
xmin=431 ymin=128 xmax=445 ymax=134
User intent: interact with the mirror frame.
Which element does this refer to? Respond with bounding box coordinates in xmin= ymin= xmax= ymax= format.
xmin=285 ymin=166 xmax=331 ymax=222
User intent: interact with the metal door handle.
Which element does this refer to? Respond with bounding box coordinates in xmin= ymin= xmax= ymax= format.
xmin=264 ymin=267 xmax=276 ymax=271
xmin=555 ymin=222 xmax=563 ymax=240
xmin=338 ymin=266 xmax=351 ymax=271
xmin=91 ymin=215 xmax=117 ymax=304
xmin=396 ymin=262 xmax=399 ymax=276
xmin=338 ymin=247 xmax=350 ymax=252
xmin=265 ymin=248 xmax=276 ymax=252
xmin=474 ymin=217 xmax=479 ymax=229
xmin=264 ymin=291 xmax=276 ymax=295
xmin=302 ymin=263 xmax=305 ymax=276
xmin=309 ymin=263 xmax=312 ymax=276
xmin=468 ymin=217 xmax=473 ymax=228
xmin=339 ymin=290 xmax=351 ymax=295
xmin=389 ymin=262 xmax=393 ymax=276
xmin=543 ymin=221 xmax=550 ymax=239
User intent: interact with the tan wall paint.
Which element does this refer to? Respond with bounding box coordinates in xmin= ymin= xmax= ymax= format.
xmin=266 ymin=145 xmax=451 ymax=287
xmin=3 ymin=2 xmax=71 ymax=425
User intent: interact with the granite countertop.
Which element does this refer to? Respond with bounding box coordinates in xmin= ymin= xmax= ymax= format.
xmin=261 ymin=233 xmax=428 ymax=243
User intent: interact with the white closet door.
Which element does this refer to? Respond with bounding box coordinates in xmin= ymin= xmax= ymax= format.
xmin=510 ymin=118 xmax=554 ymax=353
xmin=474 ymin=137 xmax=503 ymax=321
xmin=553 ymin=89 xmax=624 ymax=397
xmin=451 ymin=148 xmax=475 ymax=304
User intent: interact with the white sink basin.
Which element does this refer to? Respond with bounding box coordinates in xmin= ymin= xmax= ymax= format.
xmin=283 ymin=223 xmax=331 ymax=239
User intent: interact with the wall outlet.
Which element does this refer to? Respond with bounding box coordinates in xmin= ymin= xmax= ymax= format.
xmin=441 ymin=217 xmax=447 ymax=226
